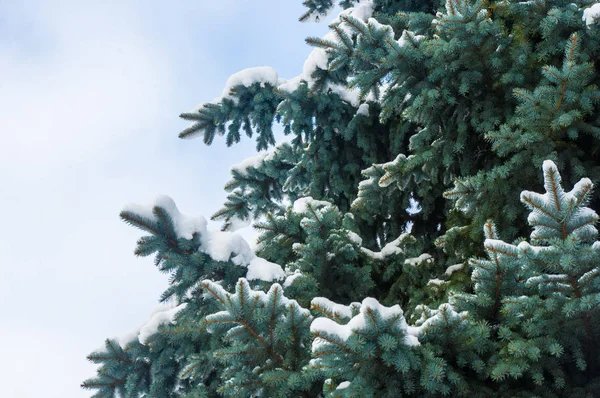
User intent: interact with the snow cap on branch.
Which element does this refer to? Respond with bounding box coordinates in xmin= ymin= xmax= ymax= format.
xmin=122 ymin=196 xmax=285 ymax=282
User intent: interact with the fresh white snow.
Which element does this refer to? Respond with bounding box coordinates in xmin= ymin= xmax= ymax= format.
xmin=347 ymin=231 xmax=363 ymax=245
xmin=292 ymin=197 xmax=332 ymax=213
xmin=310 ymin=296 xmax=420 ymax=348
xmin=277 ymin=0 xmax=375 ymax=106
xmin=361 ymin=233 xmax=411 ymax=260
xmin=203 ymin=230 xmax=252 ymax=263
xmin=404 ymin=253 xmax=433 ymax=266
xmin=445 ymin=263 xmax=464 ymax=276
xmin=337 ymin=381 xmax=351 ymax=390
xmin=231 ymin=152 xmax=270 ymax=176
xmin=246 ymin=257 xmax=286 ymax=282
xmin=283 ymin=270 xmax=303 ymax=288
xmin=583 ymin=4 xmax=600 ymax=26
xmin=427 ymin=278 xmax=446 ymax=286
xmin=138 ymin=303 xmax=188 ymax=345
xmin=519 ymin=161 xmax=597 ymax=242
xmin=203 ymin=280 xmax=311 ymax=333
xmin=312 ymin=296 xmax=357 ymax=320
xmin=123 ymin=196 xmax=285 ymax=282
xmin=356 ymin=103 xmax=370 ymax=117
xmin=221 ymin=66 xmax=279 ymax=101
xmin=123 ymin=195 xmax=207 ymax=240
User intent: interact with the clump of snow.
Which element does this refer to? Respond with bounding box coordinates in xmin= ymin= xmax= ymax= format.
xmin=231 ymin=152 xmax=269 ymax=176
xmin=445 ymin=263 xmax=464 ymax=276
xmin=277 ymin=75 xmax=304 ymax=93
xmin=427 ymin=278 xmax=446 ymax=286
xmin=396 ymin=30 xmax=426 ymax=48
xmin=362 ymin=233 xmax=412 ymax=260
xmin=230 ymin=142 xmax=288 ymax=177
xmin=311 ymin=297 xmax=357 ymax=320
xmin=410 ymin=303 xmax=466 ymax=338
xmin=330 ymin=0 xmax=375 ymax=24
xmin=347 ymin=231 xmax=363 ymax=245
xmin=283 ymin=270 xmax=303 ymax=288
xmin=138 ymin=303 xmax=188 ymax=344
xmin=292 ymin=197 xmax=332 ymax=213
xmin=404 ymin=253 xmax=433 ymax=266
xmin=583 ymin=4 xmax=600 ymax=26
xmin=356 ymin=103 xmax=370 ymax=116
xmin=247 ymin=257 xmax=286 ymax=282
xmin=123 ymin=196 xmax=285 ymax=282
xmin=184 ymin=67 xmax=280 ymax=139
xmin=203 ymin=231 xmax=252 ymax=263
xmin=277 ymin=50 xmax=358 ymax=100
xmin=123 ymin=196 xmax=207 ymax=240
xmin=378 ymin=154 xmax=410 ymax=188
xmin=407 ymin=197 xmax=422 ymax=215
xmin=221 ymin=66 xmax=279 ymax=101
xmin=368 ymin=18 xmax=394 ymax=40
xmin=310 ymin=297 xmax=420 ymax=349
xmin=337 ymin=381 xmax=351 ymax=390
xmin=351 ymin=0 xmax=375 ymax=20
xmin=328 ymin=84 xmax=361 ymax=107
xmin=117 ymin=329 xmax=140 ymax=347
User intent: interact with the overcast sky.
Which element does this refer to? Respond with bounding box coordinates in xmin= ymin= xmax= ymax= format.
xmin=0 ymin=1 xmax=330 ymax=396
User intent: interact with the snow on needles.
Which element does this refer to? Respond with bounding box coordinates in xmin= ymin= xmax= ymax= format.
xmin=138 ymin=303 xmax=188 ymax=345
xmin=231 ymin=151 xmax=270 ymax=176
xmin=312 ymin=296 xmax=358 ymax=320
xmin=188 ymin=67 xmax=280 ymax=121
xmin=247 ymin=258 xmax=286 ymax=282
xmin=283 ymin=270 xmax=303 ymax=288
xmin=117 ymin=301 xmax=188 ymax=346
xmin=123 ymin=195 xmax=207 ymax=240
xmin=186 ymin=0 xmax=381 ymax=142
xmin=221 ymin=66 xmax=279 ymax=101
xmin=230 ymin=142 xmax=288 ymax=177
xmin=310 ymin=297 xmax=420 ymax=349
xmin=122 ymin=196 xmax=285 ymax=282
xmin=356 ymin=103 xmax=370 ymax=116
xmin=278 ymin=0 xmax=376 ymax=106
xmin=337 ymin=381 xmax=351 ymax=390
xmin=404 ymin=253 xmax=433 ymax=266
xmin=292 ymin=196 xmax=333 ymax=213
xmin=361 ymin=233 xmax=412 ymax=260
xmin=583 ymin=4 xmax=600 ymax=26
xmin=445 ymin=263 xmax=465 ymax=276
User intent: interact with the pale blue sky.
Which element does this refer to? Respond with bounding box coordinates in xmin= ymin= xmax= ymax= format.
xmin=0 ymin=1 xmax=331 ymax=396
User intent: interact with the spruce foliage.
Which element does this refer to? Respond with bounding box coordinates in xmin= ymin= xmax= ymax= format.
xmin=84 ymin=1 xmax=600 ymax=396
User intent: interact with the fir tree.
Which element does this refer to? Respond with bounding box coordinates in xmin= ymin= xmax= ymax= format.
xmin=84 ymin=1 xmax=600 ymax=396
